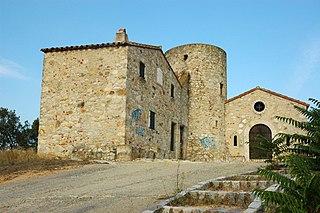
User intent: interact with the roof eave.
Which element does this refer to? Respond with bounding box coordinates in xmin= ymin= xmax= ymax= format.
xmin=41 ymin=41 xmax=162 ymax=53
xmin=225 ymin=87 xmax=309 ymax=107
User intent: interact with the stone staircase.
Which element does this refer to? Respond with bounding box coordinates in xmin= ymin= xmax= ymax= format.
xmin=143 ymin=172 xmax=277 ymax=213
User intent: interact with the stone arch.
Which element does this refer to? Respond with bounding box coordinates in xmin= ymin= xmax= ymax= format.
xmin=249 ymin=124 xmax=272 ymax=159
xmin=243 ymin=120 xmax=276 ymax=160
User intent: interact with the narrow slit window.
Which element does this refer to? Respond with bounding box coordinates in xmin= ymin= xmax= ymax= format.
xmin=149 ymin=111 xmax=155 ymax=130
xmin=170 ymin=122 xmax=176 ymax=151
xmin=139 ymin=62 xmax=145 ymax=79
xmin=220 ymin=83 xmax=223 ymax=96
xmin=234 ymin=135 xmax=238 ymax=146
xmin=171 ymin=84 xmax=174 ymax=98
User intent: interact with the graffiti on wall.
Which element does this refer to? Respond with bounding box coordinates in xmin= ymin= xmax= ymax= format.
xmin=131 ymin=108 xmax=142 ymax=120
xmin=131 ymin=108 xmax=145 ymax=136
xmin=136 ymin=126 xmax=145 ymax=136
xmin=199 ymin=136 xmax=216 ymax=149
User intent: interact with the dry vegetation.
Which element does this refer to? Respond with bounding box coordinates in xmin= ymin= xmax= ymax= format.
xmin=0 ymin=149 xmax=90 ymax=185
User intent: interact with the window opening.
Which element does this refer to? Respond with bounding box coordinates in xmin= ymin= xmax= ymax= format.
xmin=220 ymin=83 xmax=223 ymax=96
xmin=171 ymin=84 xmax=174 ymax=98
xmin=149 ymin=111 xmax=155 ymax=129
xmin=254 ymin=101 xmax=265 ymax=112
xmin=139 ymin=62 xmax=145 ymax=79
xmin=233 ymin=135 xmax=238 ymax=146
xmin=184 ymin=54 xmax=188 ymax=61
xmin=179 ymin=125 xmax=184 ymax=159
xmin=170 ymin=122 xmax=176 ymax=151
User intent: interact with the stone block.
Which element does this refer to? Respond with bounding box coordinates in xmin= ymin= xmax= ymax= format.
xmin=116 ymin=145 xmax=132 ymax=161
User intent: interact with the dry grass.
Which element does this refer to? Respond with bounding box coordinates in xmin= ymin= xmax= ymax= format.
xmin=0 ymin=149 xmax=90 ymax=184
xmin=0 ymin=149 xmax=42 ymax=166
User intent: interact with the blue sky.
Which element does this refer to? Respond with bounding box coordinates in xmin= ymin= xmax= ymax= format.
xmin=1 ymin=0 xmax=320 ymax=122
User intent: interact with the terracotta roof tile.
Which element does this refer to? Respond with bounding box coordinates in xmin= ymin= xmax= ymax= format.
xmin=41 ymin=41 xmax=162 ymax=53
xmin=225 ymin=87 xmax=309 ymax=107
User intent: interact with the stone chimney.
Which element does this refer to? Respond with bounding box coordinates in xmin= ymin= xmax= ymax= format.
xmin=114 ymin=28 xmax=128 ymax=43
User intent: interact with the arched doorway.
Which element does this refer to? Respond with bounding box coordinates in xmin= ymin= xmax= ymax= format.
xmin=249 ymin=124 xmax=272 ymax=159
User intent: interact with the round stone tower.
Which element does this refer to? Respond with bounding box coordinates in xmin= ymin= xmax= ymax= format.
xmin=165 ymin=44 xmax=227 ymax=161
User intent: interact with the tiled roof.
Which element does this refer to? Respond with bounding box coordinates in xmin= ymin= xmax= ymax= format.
xmin=225 ymin=87 xmax=309 ymax=107
xmin=41 ymin=41 xmax=162 ymax=53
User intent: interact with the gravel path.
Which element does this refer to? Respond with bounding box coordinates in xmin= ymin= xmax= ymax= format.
xmin=0 ymin=160 xmax=264 ymax=213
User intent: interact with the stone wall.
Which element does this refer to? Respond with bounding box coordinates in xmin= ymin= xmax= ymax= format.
xmin=165 ymin=44 xmax=228 ymax=161
xmin=125 ymin=45 xmax=188 ymax=159
xmin=38 ymin=46 xmax=128 ymax=160
xmin=38 ymin=30 xmax=309 ymax=162
xmin=225 ymin=88 xmax=308 ymax=161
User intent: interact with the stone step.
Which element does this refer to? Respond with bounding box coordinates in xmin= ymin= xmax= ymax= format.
xmin=201 ymin=180 xmax=273 ymax=192
xmin=219 ymin=175 xmax=270 ymax=181
xmin=161 ymin=206 xmax=245 ymax=213
xmin=168 ymin=190 xmax=253 ymax=208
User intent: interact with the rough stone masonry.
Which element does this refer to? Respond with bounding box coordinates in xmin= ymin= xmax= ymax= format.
xmin=38 ymin=29 xmax=309 ymax=161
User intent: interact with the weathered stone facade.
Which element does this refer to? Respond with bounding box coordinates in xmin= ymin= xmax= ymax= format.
xmin=124 ymin=45 xmax=188 ymax=160
xmin=38 ymin=29 xmax=309 ymax=161
xmin=165 ymin=44 xmax=227 ymax=161
xmin=39 ymin=30 xmax=190 ymax=161
xmin=225 ymin=87 xmax=309 ymax=161
xmin=38 ymin=45 xmax=128 ymax=160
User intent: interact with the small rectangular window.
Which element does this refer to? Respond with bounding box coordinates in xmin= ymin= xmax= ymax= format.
xmin=220 ymin=83 xmax=223 ymax=96
xmin=233 ymin=135 xmax=238 ymax=146
xmin=170 ymin=122 xmax=176 ymax=151
xmin=139 ymin=62 xmax=145 ymax=79
xmin=149 ymin=111 xmax=155 ymax=129
xmin=171 ymin=84 xmax=174 ymax=98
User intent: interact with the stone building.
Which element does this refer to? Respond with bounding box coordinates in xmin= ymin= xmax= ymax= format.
xmin=225 ymin=87 xmax=308 ymax=161
xmin=38 ymin=29 xmax=309 ymax=161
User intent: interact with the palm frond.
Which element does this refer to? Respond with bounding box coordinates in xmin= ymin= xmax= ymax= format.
xmin=286 ymin=155 xmax=311 ymax=187
xmin=275 ymin=116 xmax=307 ymax=129
xmin=292 ymin=144 xmax=320 ymax=156
xmin=291 ymin=133 xmax=313 ymax=145
xmin=294 ymin=105 xmax=316 ymax=121
xmin=309 ymin=98 xmax=320 ymax=108
xmin=257 ymin=168 xmax=297 ymax=189
xmin=305 ymin=173 xmax=320 ymax=212
xmin=252 ymin=135 xmax=276 ymax=151
xmin=253 ymin=189 xmax=304 ymax=213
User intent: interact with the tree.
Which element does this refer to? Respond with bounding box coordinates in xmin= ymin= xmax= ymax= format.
xmin=27 ymin=118 xmax=39 ymax=148
xmin=253 ymin=98 xmax=320 ymax=213
xmin=0 ymin=108 xmax=22 ymax=149
xmin=0 ymin=107 xmax=38 ymax=149
xmin=254 ymin=155 xmax=320 ymax=212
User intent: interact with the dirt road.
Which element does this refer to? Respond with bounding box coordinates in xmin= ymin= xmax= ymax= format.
xmin=0 ymin=160 xmax=264 ymax=213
